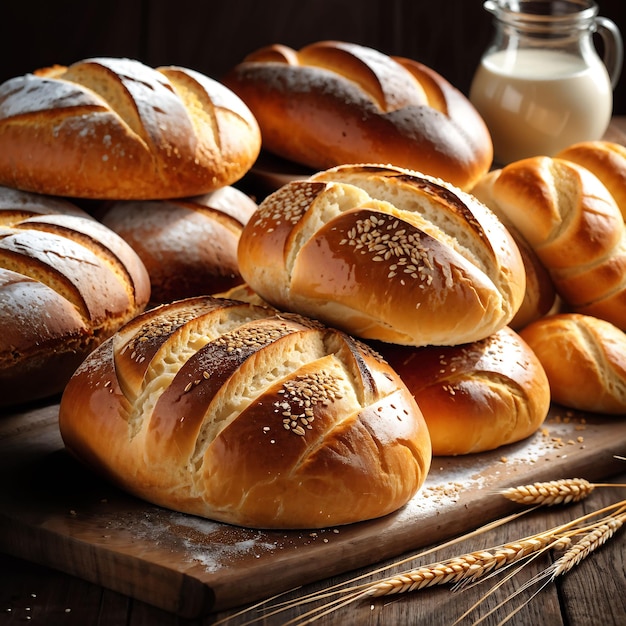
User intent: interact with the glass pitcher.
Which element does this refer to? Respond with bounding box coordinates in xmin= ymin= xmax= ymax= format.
xmin=469 ymin=0 xmax=623 ymax=165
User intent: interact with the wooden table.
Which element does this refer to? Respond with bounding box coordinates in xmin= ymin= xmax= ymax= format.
xmin=1 ymin=119 xmax=625 ymax=626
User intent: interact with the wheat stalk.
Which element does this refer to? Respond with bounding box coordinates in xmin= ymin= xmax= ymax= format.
xmin=500 ymin=478 xmax=594 ymax=505
xmin=467 ymin=508 xmax=626 ymax=626
xmin=360 ymin=534 xmax=558 ymax=598
xmin=501 ymin=478 xmax=626 ymax=507
xmin=551 ymin=513 xmax=625 ymax=578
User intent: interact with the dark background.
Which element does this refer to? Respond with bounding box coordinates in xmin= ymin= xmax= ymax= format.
xmin=1 ymin=0 xmax=624 ymax=113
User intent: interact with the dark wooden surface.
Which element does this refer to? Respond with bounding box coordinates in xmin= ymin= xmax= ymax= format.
xmin=1 ymin=472 xmax=625 ymax=625
xmin=2 ymin=394 xmax=626 ymax=623
xmin=1 ymin=0 xmax=625 ymax=114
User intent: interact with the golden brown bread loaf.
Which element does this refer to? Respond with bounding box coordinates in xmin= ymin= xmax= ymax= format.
xmin=519 ymin=313 xmax=626 ymax=414
xmin=371 ymin=326 xmax=550 ymax=455
xmin=58 ymin=296 xmax=432 ymax=529
xmin=0 ymin=186 xmax=150 ymax=407
xmin=237 ymin=163 xmax=526 ymax=347
xmin=224 ymin=41 xmax=493 ymax=191
xmin=471 ymin=157 xmax=626 ymax=330
xmin=0 ymin=58 xmax=261 ymax=199
xmin=470 ymin=169 xmax=557 ymax=330
xmin=96 ymin=187 xmax=258 ymax=304
xmin=557 ymin=141 xmax=626 ymax=220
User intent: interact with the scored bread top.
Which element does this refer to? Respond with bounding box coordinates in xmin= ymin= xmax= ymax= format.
xmin=0 ymin=185 xmax=150 ymax=406
xmin=472 ymin=156 xmax=626 ymax=330
xmin=237 ymin=164 xmax=526 ymax=347
xmin=224 ymin=40 xmax=493 ymax=191
xmin=0 ymin=58 xmax=261 ymax=199
xmin=59 ymin=296 xmax=432 ymax=529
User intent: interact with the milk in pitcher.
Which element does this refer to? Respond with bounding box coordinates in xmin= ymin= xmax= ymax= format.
xmin=470 ymin=47 xmax=612 ymax=164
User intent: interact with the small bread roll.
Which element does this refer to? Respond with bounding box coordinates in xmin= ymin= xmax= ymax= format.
xmin=58 ymin=296 xmax=432 ymax=529
xmin=237 ymin=163 xmax=526 ymax=347
xmin=97 ymin=187 xmax=258 ymax=303
xmin=372 ymin=327 xmax=550 ymax=455
xmin=472 ymin=156 xmax=626 ymax=330
xmin=471 ymin=169 xmax=557 ymax=330
xmin=519 ymin=313 xmax=626 ymax=414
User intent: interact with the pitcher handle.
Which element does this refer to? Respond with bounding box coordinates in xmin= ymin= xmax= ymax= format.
xmin=596 ymin=16 xmax=623 ymax=90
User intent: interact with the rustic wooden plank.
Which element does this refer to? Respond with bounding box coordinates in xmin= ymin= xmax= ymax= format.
xmin=1 ymin=399 xmax=625 ymax=619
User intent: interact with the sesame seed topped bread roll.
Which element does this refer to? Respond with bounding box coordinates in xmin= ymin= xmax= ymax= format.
xmin=519 ymin=313 xmax=626 ymax=415
xmin=237 ymin=163 xmax=526 ymax=347
xmin=472 ymin=156 xmax=626 ymax=330
xmin=224 ymin=41 xmax=493 ymax=191
xmin=0 ymin=185 xmax=150 ymax=407
xmin=372 ymin=326 xmax=550 ymax=455
xmin=58 ymin=296 xmax=432 ymax=529
xmin=0 ymin=58 xmax=261 ymax=199
xmin=97 ymin=186 xmax=258 ymax=304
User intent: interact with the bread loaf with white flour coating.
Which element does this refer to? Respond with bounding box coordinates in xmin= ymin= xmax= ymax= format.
xmin=0 ymin=58 xmax=261 ymax=199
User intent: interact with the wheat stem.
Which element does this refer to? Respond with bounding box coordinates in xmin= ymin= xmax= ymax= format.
xmin=551 ymin=512 xmax=626 ymax=578
xmin=360 ymin=533 xmax=559 ymax=598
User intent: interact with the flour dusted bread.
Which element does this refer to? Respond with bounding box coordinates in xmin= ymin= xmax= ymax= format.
xmin=0 ymin=58 xmax=261 ymax=199
xmin=97 ymin=186 xmax=258 ymax=303
xmin=58 ymin=296 xmax=432 ymax=529
xmin=224 ymin=41 xmax=493 ymax=190
xmin=519 ymin=313 xmax=626 ymax=414
xmin=472 ymin=156 xmax=626 ymax=330
xmin=0 ymin=186 xmax=150 ymax=407
xmin=237 ymin=163 xmax=526 ymax=347
xmin=372 ymin=327 xmax=550 ymax=455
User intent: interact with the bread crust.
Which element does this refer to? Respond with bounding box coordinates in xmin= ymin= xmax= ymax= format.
xmin=372 ymin=327 xmax=550 ymax=455
xmin=224 ymin=41 xmax=493 ymax=191
xmin=58 ymin=296 xmax=432 ymax=529
xmin=237 ymin=164 xmax=526 ymax=347
xmin=97 ymin=187 xmax=258 ymax=303
xmin=472 ymin=156 xmax=626 ymax=330
xmin=520 ymin=313 xmax=626 ymax=414
xmin=557 ymin=141 xmax=626 ymax=220
xmin=0 ymin=58 xmax=261 ymax=199
xmin=0 ymin=186 xmax=150 ymax=407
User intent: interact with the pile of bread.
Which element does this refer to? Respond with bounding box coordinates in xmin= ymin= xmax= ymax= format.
xmin=1 ymin=42 xmax=625 ymax=530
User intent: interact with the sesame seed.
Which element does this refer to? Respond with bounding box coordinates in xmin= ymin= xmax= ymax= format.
xmin=277 ymin=371 xmax=343 ymax=437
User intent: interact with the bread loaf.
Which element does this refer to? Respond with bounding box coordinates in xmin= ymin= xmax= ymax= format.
xmin=371 ymin=326 xmax=550 ymax=455
xmin=557 ymin=141 xmax=626 ymax=220
xmin=237 ymin=163 xmax=526 ymax=347
xmin=58 ymin=296 xmax=432 ymax=529
xmin=519 ymin=313 xmax=626 ymax=414
xmin=0 ymin=58 xmax=261 ymax=199
xmin=470 ymin=170 xmax=557 ymax=330
xmin=0 ymin=186 xmax=150 ymax=407
xmin=224 ymin=41 xmax=493 ymax=191
xmin=471 ymin=157 xmax=626 ymax=330
xmin=96 ymin=186 xmax=258 ymax=303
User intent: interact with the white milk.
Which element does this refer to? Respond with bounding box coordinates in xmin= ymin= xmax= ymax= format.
xmin=469 ymin=47 xmax=613 ymax=164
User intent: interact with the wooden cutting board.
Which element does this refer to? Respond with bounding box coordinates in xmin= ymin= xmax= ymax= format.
xmin=0 ymin=400 xmax=625 ymax=618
